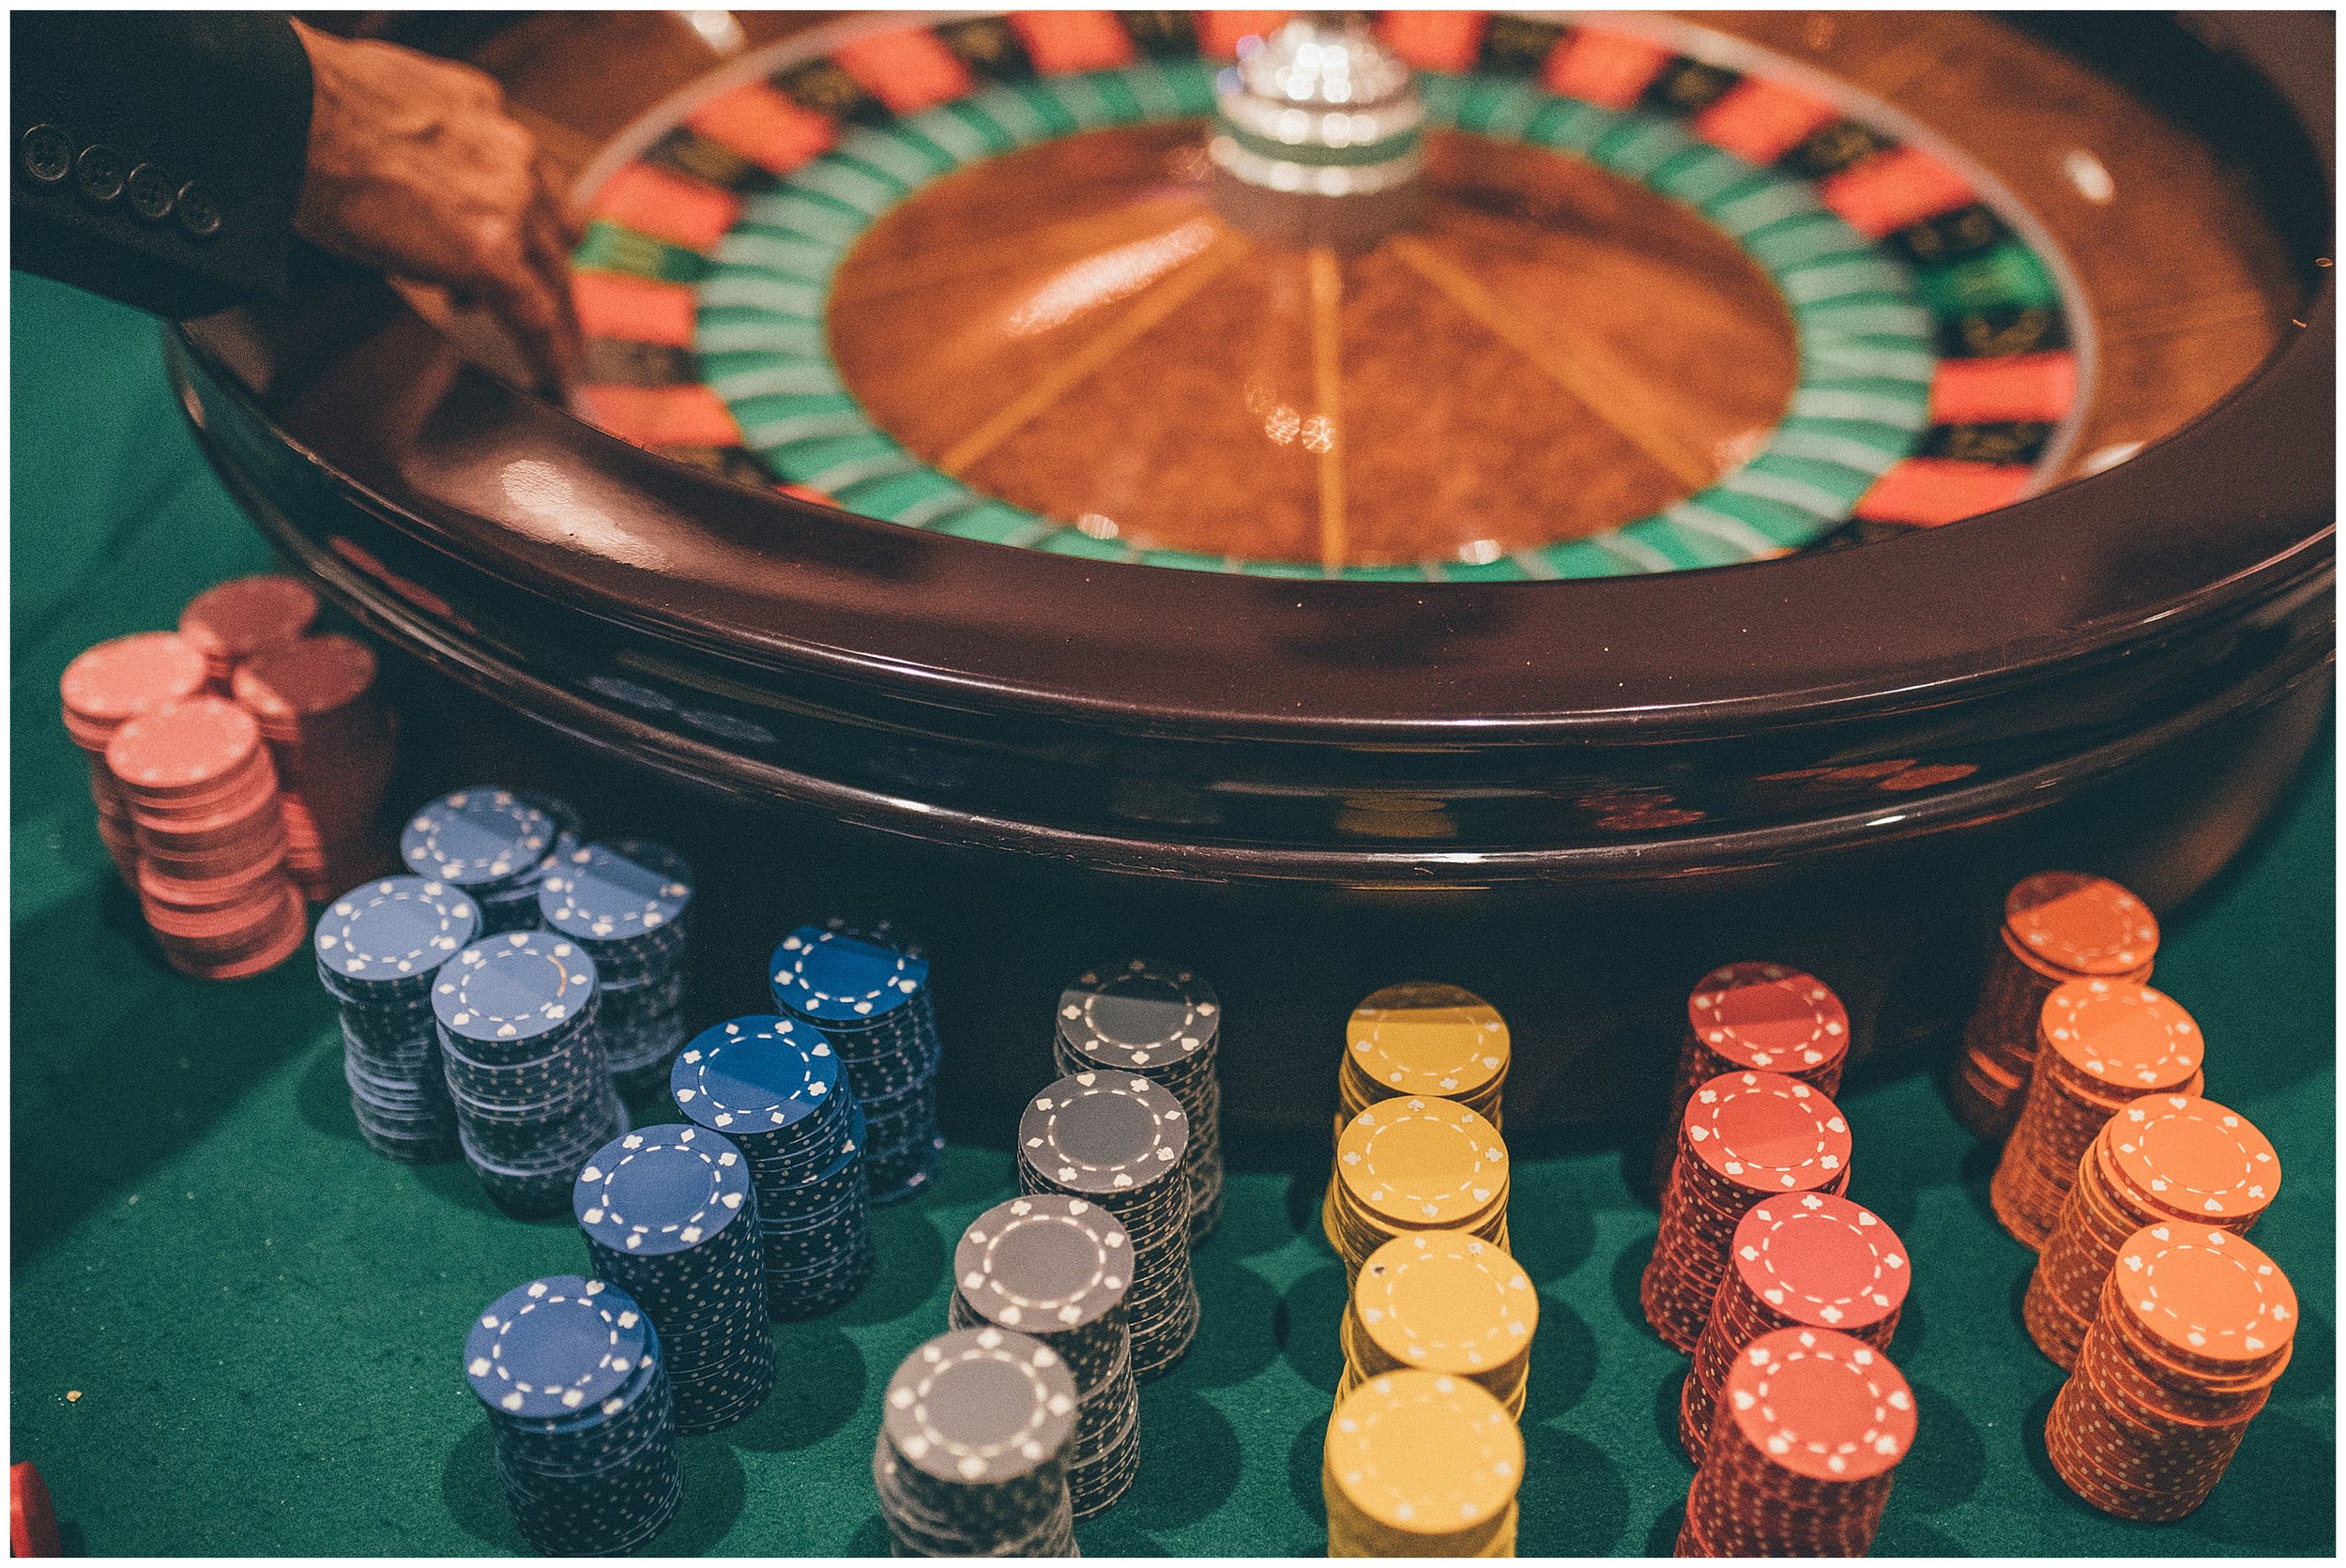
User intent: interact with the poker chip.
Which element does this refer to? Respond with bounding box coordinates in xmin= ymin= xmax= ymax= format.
xmin=543 ymin=839 xmax=696 ymax=1090
xmin=2024 ymin=1095 xmax=2279 ymax=1368
xmin=401 ymin=787 xmax=576 ymax=935
xmin=1952 ymin=872 xmax=2157 ymax=1140
xmin=1989 ymin=980 xmax=2204 ymax=1250
xmin=1342 ymin=1230 xmax=1536 ymax=1419
xmin=313 ymin=875 xmax=480 ymax=1163
xmin=1055 ymin=960 xmax=1226 ymax=1240
xmin=1018 ymin=1072 xmax=1196 ymax=1381
xmin=1642 ymin=1072 xmax=1853 ymax=1352
xmin=1682 ymin=1194 xmax=1909 ymax=1458
xmin=1323 ymin=1370 xmax=1522 ymax=1557
xmin=231 ymin=634 xmax=396 ymax=900
xmin=951 ymin=1195 xmax=1140 ymax=1517
xmin=61 ymin=631 xmax=213 ymax=884
xmin=177 ymin=573 xmax=318 ymax=689
xmin=1340 ymin=982 xmax=1510 ymax=1133
xmin=671 ymin=1015 xmax=875 ymax=1320
xmin=10 ymin=1462 xmax=60 ymax=1560
xmin=771 ymin=921 xmax=945 ymax=1204
xmin=1326 ymin=1097 xmax=1512 ymax=1282
xmin=2046 ymin=1224 xmax=2295 ymax=1521
xmin=873 ymin=1328 xmax=1080 ymax=1557
xmin=1680 ymin=1328 xmax=1915 ymax=1557
xmin=1653 ymin=964 xmax=1847 ymax=1193
xmin=574 ymin=1125 xmax=773 ymax=1433
xmin=462 ymin=1275 xmax=681 ymax=1555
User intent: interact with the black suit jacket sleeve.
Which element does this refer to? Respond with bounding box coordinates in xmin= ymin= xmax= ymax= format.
xmin=12 ymin=11 xmax=314 ymax=320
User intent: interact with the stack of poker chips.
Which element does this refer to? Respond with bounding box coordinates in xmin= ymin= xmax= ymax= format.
xmin=1342 ymin=1231 xmax=1536 ymax=1420
xmin=1054 ymin=960 xmax=1226 ymax=1240
xmin=231 ymin=632 xmax=396 ymax=901
xmin=574 ymin=1125 xmax=774 ymax=1434
xmin=1325 ymin=1097 xmax=1512 ymax=1282
xmin=872 ymin=1328 xmax=1080 ymax=1557
xmin=59 ymin=632 xmax=211 ymax=884
xmin=2024 ymin=1095 xmax=2279 ymax=1368
xmin=1953 ymin=872 xmax=2158 ymax=1140
xmin=1018 ymin=1071 xmax=1198 ymax=1380
xmin=434 ymin=930 xmax=622 ymax=1216
xmin=462 ymin=1275 xmax=681 ymax=1556
xmin=1643 ymin=1072 xmax=1853 ymax=1352
xmin=541 ymin=839 xmax=695 ymax=1092
xmin=1653 ymin=963 xmax=1848 ymax=1193
xmin=107 ymin=695 xmax=309 ymax=979
xmin=2045 ymin=1224 xmax=2296 ymax=1521
xmin=313 ymin=875 xmax=480 ymax=1163
xmin=1678 ymin=1328 xmax=1915 ymax=1556
xmin=1323 ymin=1370 xmax=1522 ymax=1557
xmin=177 ymin=573 xmax=318 ymax=693
xmin=401 ymin=786 xmax=580 ymax=936
xmin=671 ymin=1015 xmax=876 ymax=1320
xmin=1337 ymin=983 xmax=1510 ymax=1140
xmin=950 ymin=1195 xmax=1142 ymax=1517
xmin=1988 ymin=979 xmax=2205 ymax=1250
xmin=770 ymin=922 xmax=945 ymax=1204
xmin=1680 ymin=1194 xmax=1910 ymax=1459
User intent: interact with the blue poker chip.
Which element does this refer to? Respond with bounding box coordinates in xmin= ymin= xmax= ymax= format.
xmin=434 ymin=932 xmax=599 ymax=1044
xmin=769 ymin=925 xmax=928 ymax=1023
xmin=540 ymin=840 xmax=694 ymax=943
xmin=670 ymin=1015 xmax=840 ymax=1134
xmin=464 ymin=1275 xmax=651 ymax=1420
xmin=313 ymin=876 xmax=480 ymax=987
xmin=574 ymin=1126 xmax=752 ymax=1256
xmin=401 ymin=787 xmax=556 ymax=889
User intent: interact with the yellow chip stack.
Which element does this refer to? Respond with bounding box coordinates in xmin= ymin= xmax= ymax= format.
xmin=1342 ymin=1230 xmax=1536 ymax=1418
xmin=1324 ymin=1370 xmax=1523 ymax=1557
xmin=1323 ymin=1096 xmax=1511 ymax=1278
xmin=1338 ymin=983 xmax=1511 ymax=1140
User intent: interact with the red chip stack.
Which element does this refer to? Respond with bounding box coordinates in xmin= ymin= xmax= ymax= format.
xmin=1681 ymin=1193 xmax=1910 ymax=1459
xmin=1643 ymin=1071 xmax=1854 ymax=1353
xmin=58 ymin=632 xmax=212 ymax=884
xmin=1654 ymin=963 xmax=1850 ymax=1192
xmin=1678 ymin=1327 xmax=1917 ymax=1557
xmin=105 ymin=695 xmax=308 ymax=980
xmin=232 ymin=633 xmax=397 ymax=900
xmin=177 ymin=573 xmax=318 ymax=692
xmin=1988 ymin=980 xmax=2205 ymax=1251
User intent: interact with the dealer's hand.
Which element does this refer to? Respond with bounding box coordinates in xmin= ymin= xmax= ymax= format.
xmin=288 ymin=19 xmax=583 ymax=391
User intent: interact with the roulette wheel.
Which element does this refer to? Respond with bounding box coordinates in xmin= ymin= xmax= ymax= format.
xmin=166 ymin=10 xmax=2332 ymax=1131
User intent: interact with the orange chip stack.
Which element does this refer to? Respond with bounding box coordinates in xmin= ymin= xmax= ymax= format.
xmin=2024 ymin=1095 xmax=2278 ymax=1368
xmin=1341 ymin=1229 xmax=1537 ymax=1419
xmin=58 ymin=632 xmax=212 ymax=884
xmin=1952 ymin=872 xmax=2157 ymax=1140
xmin=177 ymin=573 xmax=318 ymax=692
xmin=1643 ymin=1072 xmax=1854 ymax=1353
xmin=1988 ymin=981 xmax=2205 ymax=1250
xmin=2046 ymin=1224 xmax=2296 ymax=1521
xmin=231 ymin=633 xmax=398 ymax=900
xmin=105 ymin=695 xmax=308 ymax=979
xmin=1653 ymin=963 xmax=1849 ymax=1192
xmin=1323 ymin=1097 xmax=1511 ymax=1281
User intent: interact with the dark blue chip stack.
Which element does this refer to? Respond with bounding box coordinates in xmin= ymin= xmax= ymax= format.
xmin=434 ymin=930 xmax=622 ymax=1216
xmin=399 ymin=786 xmax=578 ymax=936
xmin=312 ymin=875 xmax=480 ymax=1164
xmin=872 ymin=1328 xmax=1080 ymax=1557
xmin=574 ymin=1125 xmax=773 ymax=1434
xmin=672 ymin=1015 xmax=876 ymax=1320
xmin=463 ymin=1274 xmax=680 ymax=1556
xmin=541 ymin=838 xmax=694 ymax=1093
xmin=769 ymin=922 xmax=945 ymax=1204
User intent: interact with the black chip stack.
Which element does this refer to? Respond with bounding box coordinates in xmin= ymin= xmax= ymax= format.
xmin=769 ymin=921 xmax=946 ymax=1204
xmin=399 ymin=785 xmax=579 ymax=936
xmin=463 ymin=1275 xmax=680 ymax=1556
xmin=540 ymin=838 xmax=694 ymax=1093
xmin=574 ymin=1125 xmax=774 ymax=1434
xmin=951 ymin=1194 xmax=1142 ymax=1517
xmin=1018 ymin=1071 xmax=1198 ymax=1381
xmin=434 ymin=930 xmax=624 ymax=1216
xmin=873 ymin=1328 xmax=1080 ymax=1557
xmin=1054 ymin=960 xmax=1226 ymax=1241
xmin=313 ymin=875 xmax=479 ymax=1164
xmin=671 ymin=1014 xmax=876 ymax=1320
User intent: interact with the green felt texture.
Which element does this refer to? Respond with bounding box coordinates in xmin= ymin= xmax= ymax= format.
xmin=8 ymin=273 xmax=2334 ymax=1557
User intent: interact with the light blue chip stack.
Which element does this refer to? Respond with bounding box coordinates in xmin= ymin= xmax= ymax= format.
xmin=313 ymin=875 xmax=479 ymax=1164
xmin=400 ymin=785 xmax=580 ymax=936
xmin=463 ymin=1275 xmax=680 ymax=1556
xmin=671 ymin=1015 xmax=876 ymax=1320
xmin=540 ymin=838 xmax=694 ymax=1093
xmin=769 ymin=921 xmax=946 ymax=1204
xmin=435 ymin=930 xmax=622 ymax=1216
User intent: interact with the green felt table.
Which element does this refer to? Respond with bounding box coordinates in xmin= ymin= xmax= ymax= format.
xmin=9 ymin=272 xmax=2336 ymax=1558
